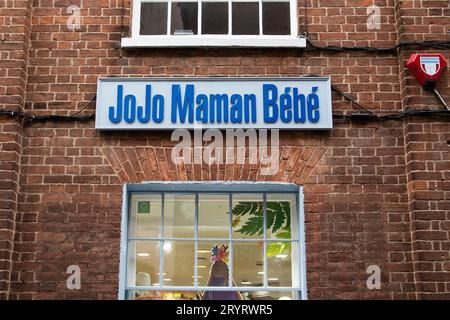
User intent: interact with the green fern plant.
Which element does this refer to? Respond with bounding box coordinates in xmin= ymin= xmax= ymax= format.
xmin=232 ymin=201 xmax=291 ymax=256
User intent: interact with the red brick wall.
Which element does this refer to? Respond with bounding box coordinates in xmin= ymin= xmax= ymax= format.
xmin=397 ymin=0 xmax=450 ymax=299
xmin=404 ymin=119 xmax=450 ymax=299
xmin=0 ymin=119 xmax=23 ymax=300
xmin=0 ymin=0 xmax=31 ymax=299
xmin=0 ymin=0 xmax=449 ymax=299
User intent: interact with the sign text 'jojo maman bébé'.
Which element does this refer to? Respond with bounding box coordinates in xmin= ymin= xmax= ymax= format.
xmin=95 ymin=78 xmax=333 ymax=130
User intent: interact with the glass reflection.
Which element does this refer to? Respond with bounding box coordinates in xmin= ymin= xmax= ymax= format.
xmin=127 ymin=240 xmax=160 ymax=287
xmin=262 ymin=2 xmax=290 ymax=35
xmin=171 ymin=3 xmax=198 ymax=35
xmin=140 ymin=3 xmax=168 ymax=35
xmin=164 ymin=194 xmax=195 ymax=238
xmin=233 ymin=241 xmax=264 ymax=287
xmin=267 ymin=241 xmax=293 ymax=287
xmin=129 ymin=194 xmax=162 ymax=238
xmin=163 ymin=240 xmax=195 ymax=286
xmin=202 ymin=2 xmax=228 ymax=34
xmin=198 ymin=194 xmax=229 ymax=239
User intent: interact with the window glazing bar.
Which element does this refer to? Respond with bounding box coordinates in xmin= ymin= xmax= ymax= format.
xmin=159 ymin=193 xmax=165 ymax=286
xmin=228 ymin=193 xmax=233 ymax=287
xmin=263 ymin=192 xmax=268 ymax=288
xmin=194 ymin=193 xmax=199 ymax=288
xmin=126 ymin=286 xmax=302 ymax=292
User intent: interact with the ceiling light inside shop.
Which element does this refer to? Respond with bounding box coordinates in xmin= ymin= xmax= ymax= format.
xmin=137 ymin=253 xmax=149 ymax=257
xmin=268 ymin=278 xmax=279 ymax=281
xmin=163 ymin=242 xmax=172 ymax=252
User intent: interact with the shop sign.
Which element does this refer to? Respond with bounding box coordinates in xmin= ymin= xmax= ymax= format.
xmin=95 ymin=77 xmax=333 ymax=130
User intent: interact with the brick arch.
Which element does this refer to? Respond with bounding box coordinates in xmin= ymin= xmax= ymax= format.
xmin=98 ymin=146 xmax=329 ymax=184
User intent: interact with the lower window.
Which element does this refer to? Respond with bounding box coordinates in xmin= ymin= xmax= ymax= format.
xmin=120 ymin=184 xmax=306 ymax=300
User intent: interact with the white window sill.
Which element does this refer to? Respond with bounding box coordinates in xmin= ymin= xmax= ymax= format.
xmin=121 ymin=36 xmax=306 ymax=48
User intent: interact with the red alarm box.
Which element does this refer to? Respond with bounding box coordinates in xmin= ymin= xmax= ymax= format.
xmin=406 ymin=54 xmax=447 ymax=90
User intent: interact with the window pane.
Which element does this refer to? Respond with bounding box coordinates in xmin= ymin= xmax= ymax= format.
xmin=267 ymin=241 xmax=293 ymax=287
xmin=198 ymin=194 xmax=229 ymax=238
xmin=266 ymin=194 xmax=297 ymax=240
xmin=171 ymin=2 xmax=198 ymax=35
xmin=202 ymin=2 xmax=228 ymax=35
xmin=164 ymin=194 xmax=195 ymax=238
xmin=262 ymin=2 xmax=290 ymax=35
xmin=197 ymin=241 xmax=231 ymax=287
xmin=232 ymin=194 xmax=264 ymax=239
xmin=163 ymin=240 xmax=195 ymax=286
xmin=129 ymin=194 xmax=162 ymax=238
xmin=127 ymin=240 xmax=160 ymax=287
xmin=233 ymin=241 xmax=264 ymax=287
xmin=140 ymin=2 xmax=168 ymax=35
xmin=232 ymin=2 xmax=259 ymax=35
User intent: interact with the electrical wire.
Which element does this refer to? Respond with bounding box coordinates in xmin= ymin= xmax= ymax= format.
xmin=0 ymin=94 xmax=96 ymax=122
xmin=69 ymin=94 xmax=96 ymax=117
xmin=1 ymin=90 xmax=449 ymax=124
xmin=306 ymin=38 xmax=450 ymax=54
xmin=300 ymin=0 xmax=450 ymax=53
xmin=0 ymin=109 xmax=95 ymax=122
xmin=2 ymin=108 xmax=449 ymax=123
xmin=333 ymin=109 xmax=450 ymax=121
xmin=331 ymin=84 xmax=450 ymax=121
xmin=331 ymin=84 xmax=376 ymax=116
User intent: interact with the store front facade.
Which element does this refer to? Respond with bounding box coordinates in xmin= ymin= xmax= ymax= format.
xmin=0 ymin=0 xmax=450 ymax=300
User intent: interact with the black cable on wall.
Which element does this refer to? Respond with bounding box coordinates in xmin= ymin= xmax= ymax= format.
xmin=1 ymin=87 xmax=449 ymax=125
xmin=306 ymin=39 xmax=450 ymax=53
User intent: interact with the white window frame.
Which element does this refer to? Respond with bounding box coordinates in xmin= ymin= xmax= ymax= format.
xmin=121 ymin=0 xmax=306 ymax=48
xmin=118 ymin=182 xmax=307 ymax=300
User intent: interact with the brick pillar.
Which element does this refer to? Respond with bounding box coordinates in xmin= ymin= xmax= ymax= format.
xmin=0 ymin=0 xmax=31 ymax=299
xmin=396 ymin=0 xmax=450 ymax=299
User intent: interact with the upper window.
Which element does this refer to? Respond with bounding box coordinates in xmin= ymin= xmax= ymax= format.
xmin=121 ymin=0 xmax=306 ymax=47
xmin=119 ymin=183 xmax=307 ymax=300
